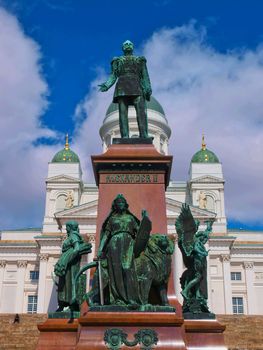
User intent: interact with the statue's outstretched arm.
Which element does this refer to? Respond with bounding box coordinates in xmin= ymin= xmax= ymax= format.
xmin=98 ymin=59 xmax=118 ymax=92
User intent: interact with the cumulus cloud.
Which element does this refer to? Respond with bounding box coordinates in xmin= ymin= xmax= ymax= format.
xmin=75 ymin=22 xmax=263 ymax=225
xmin=0 ymin=8 xmax=58 ymax=229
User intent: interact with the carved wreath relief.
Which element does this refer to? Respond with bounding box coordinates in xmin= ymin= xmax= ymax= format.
xmin=104 ymin=328 xmax=158 ymax=350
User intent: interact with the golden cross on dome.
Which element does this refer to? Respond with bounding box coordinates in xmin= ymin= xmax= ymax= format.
xmin=201 ymin=134 xmax=206 ymax=151
xmin=65 ymin=134 xmax=69 ymax=150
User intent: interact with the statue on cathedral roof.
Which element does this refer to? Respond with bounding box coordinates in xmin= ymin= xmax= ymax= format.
xmin=99 ymin=40 xmax=152 ymax=139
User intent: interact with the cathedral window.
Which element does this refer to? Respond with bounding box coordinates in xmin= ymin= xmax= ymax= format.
xmin=56 ymin=194 xmax=67 ymax=211
xmin=27 ymin=295 xmax=38 ymax=314
xmin=232 ymin=297 xmax=244 ymax=314
xmin=231 ymin=272 xmax=241 ymax=281
xmin=160 ymin=135 xmax=166 ymax=155
xmin=206 ymin=195 xmax=215 ymax=211
xmin=105 ymin=134 xmax=111 ymax=147
xmin=29 ymin=270 xmax=39 ymax=281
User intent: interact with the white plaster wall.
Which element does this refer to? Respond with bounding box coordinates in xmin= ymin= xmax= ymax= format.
xmin=190 ymin=163 xmax=223 ymax=180
xmin=1 ymin=230 xmax=41 ymax=240
xmin=48 ymin=163 xmax=82 ymax=179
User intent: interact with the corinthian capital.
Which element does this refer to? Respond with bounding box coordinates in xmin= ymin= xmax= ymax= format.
xmin=244 ymin=261 xmax=254 ymax=269
xmin=17 ymin=260 xmax=27 ymax=268
xmin=86 ymin=233 xmax=95 ymax=243
xmin=0 ymin=260 xmax=6 ymax=268
xmin=39 ymin=253 xmax=49 ymax=261
xmin=221 ymin=254 xmax=230 ymax=262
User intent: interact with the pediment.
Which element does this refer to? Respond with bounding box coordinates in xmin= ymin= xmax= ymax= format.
xmin=190 ymin=175 xmax=224 ymax=184
xmin=46 ymin=174 xmax=81 ymax=183
xmin=166 ymin=198 xmax=216 ymax=219
xmin=55 ymin=199 xmax=98 ymax=218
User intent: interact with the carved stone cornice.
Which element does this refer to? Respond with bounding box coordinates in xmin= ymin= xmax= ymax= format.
xmin=39 ymin=253 xmax=49 ymax=262
xmin=243 ymin=261 xmax=254 ymax=270
xmin=0 ymin=260 xmax=6 ymax=268
xmin=17 ymin=260 xmax=27 ymax=268
xmin=221 ymin=254 xmax=230 ymax=262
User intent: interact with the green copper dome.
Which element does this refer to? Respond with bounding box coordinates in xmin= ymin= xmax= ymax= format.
xmin=105 ymin=96 xmax=165 ymax=116
xmin=52 ymin=135 xmax=80 ymax=163
xmin=191 ymin=137 xmax=219 ymax=163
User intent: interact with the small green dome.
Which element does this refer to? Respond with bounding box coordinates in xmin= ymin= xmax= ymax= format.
xmin=191 ymin=137 xmax=219 ymax=163
xmin=52 ymin=135 xmax=80 ymax=163
xmin=105 ymin=96 xmax=165 ymax=116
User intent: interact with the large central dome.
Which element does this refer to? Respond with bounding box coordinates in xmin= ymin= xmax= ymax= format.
xmin=100 ymin=96 xmax=171 ymax=155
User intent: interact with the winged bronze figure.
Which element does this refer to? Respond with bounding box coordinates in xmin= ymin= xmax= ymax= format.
xmin=176 ymin=203 xmax=214 ymax=317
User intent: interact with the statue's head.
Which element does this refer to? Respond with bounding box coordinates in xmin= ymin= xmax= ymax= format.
xmin=112 ymin=194 xmax=128 ymax=213
xmin=65 ymin=220 xmax=79 ymax=234
xmin=122 ymin=40 xmax=134 ymax=54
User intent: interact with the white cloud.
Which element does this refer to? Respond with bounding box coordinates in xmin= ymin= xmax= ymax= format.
xmin=0 ymin=7 xmax=58 ymax=228
xmin=75 ymin=22 xmax=263 ymax=225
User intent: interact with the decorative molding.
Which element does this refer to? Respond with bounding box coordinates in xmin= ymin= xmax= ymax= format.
xmin=17 ymin=260 xmax=27 ymax=268
xmin=104 ymin=328 xmax=158 ymax=350
xmin=39 ymin=253 xmax=49 ymax=261
xmin=166 ymin=197 xmax=216 ymax=218
xmin=221 ymin=254 xmax=230 ymax=262
xmin=55 ymin=199 xmax=98 ymax=218
xmin=46 ymin=174 xmax=81 ymax=184
xmin=255 ymin=272 xmax=263 ymax=280
xmin=243 ymin=261 xmax=254 ymax=270
xmin=190 ymin=175 xmax=224 ymax=184
xmin=0 ymin=260 xmax=6 ymax=268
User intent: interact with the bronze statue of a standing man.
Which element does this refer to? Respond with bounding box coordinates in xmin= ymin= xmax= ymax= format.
xmin=99 ymin=40 xmax=152 ymax=139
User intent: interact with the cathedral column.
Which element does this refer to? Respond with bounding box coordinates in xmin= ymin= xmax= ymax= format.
xmin=37 ymin=254 xmax=49 ymax=313
xmin=206 ymin=249 xmax=212 ymax=309
xmin=244 ymin=261 xmax=255 ymax=314
xmin=85 ymin=233 xmax=96 ymax=291
xmin=0 ymin=261 xmax=6 ymax=310
xmin=221 ymin=254 xmax=232 ymax=314
xmin=174 ymin=235 xmax=183 ymax=304
xmin=16 ymin=260 xmax=27 ymax=313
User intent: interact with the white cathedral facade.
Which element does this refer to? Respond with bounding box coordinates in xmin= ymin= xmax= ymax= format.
xmin=0 ymin=97 xmax=262 ymax=316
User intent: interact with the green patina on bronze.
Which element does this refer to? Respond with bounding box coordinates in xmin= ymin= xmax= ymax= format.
xmin=53 ymin=220 xmax=92 ymax=313
xmin=104 ymin=328 xmax=158 ymax=350
xmin=105 ymin=96 xmax=166 ymax=118
xmin=76 ymin=194 xmax=174 ymax=311
xmin=99 ymin=40 xmax=152 ymax=138
xmin=176 ymin=204 xmax=215 ymax=319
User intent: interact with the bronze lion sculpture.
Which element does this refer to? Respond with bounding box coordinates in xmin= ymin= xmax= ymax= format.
xmin=76 ymin=233 xmax=174 ymax=308
xmin=135 ymin=233 xmax=174 ymax=306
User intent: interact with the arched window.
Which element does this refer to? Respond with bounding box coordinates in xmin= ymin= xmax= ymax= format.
xmin=206 ymin=195 xmax=215 ymax=212
xmin=56 ymin=194 xmax=66 ymax=212
xmin=105 ymin=134 xmax=111 ymax=147
xmin=160 ymin=135 xmax=166 ymax=154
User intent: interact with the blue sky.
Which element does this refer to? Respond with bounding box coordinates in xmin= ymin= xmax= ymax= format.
xmin=0 ymin=0 xmax=263 ymax=230
xmin=4 ymin=0 xmax=263 ymax=135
